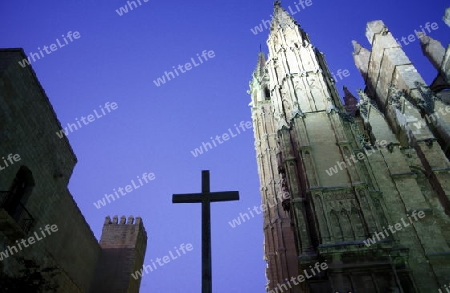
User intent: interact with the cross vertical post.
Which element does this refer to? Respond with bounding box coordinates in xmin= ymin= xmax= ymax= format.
xmin=172 ymin=170 xmax=239 ymax=293
xmin=201 ymin=170 xmax=212 ymax=293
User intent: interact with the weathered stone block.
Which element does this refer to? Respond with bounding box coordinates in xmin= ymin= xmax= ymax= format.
xmin=366 ymin=20 xmax=386 ymax=45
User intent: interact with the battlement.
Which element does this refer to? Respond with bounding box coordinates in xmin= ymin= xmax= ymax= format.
xmin=99 ymin=215 xmax=147 ymax=249
xmin=104 ymin=215 xmax=142 ymax=225
xmin=93 ymin=215 xmax=148 ymax=293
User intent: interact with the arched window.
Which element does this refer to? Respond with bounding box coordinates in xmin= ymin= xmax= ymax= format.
xmin=5 ymin=166 xmax=35 ymax=220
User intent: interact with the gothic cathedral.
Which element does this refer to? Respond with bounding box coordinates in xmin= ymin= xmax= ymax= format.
xmin=249 ymin=3 xmax=450 ymax=292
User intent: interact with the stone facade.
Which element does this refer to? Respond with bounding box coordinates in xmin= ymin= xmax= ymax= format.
xmin=0 ymin=48 xmax=147 ymax=292
xmin=249 ymin=3 xmax=450 ymax=292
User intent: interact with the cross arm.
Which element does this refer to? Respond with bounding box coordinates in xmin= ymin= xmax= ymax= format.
xmin=172 ymin=191 xmax=239 ymax=203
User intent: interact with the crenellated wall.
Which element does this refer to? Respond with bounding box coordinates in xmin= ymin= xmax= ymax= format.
xmin=0 ymin=49 xmax=101 ymax=293
xmin=91 ymin=215 xmax=147 ymax=293
xmin=0 ymin=49 xmax=148 ymax=293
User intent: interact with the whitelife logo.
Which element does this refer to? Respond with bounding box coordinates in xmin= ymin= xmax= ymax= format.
xmin=131 ymin=243 xmax=193 ymax=280
xmin=228 ymin=191 xmax=289 ymax=228
xmin=268 ymin=261 xmax=328 ymax=293
xmin=18 ymin=31 xmax=81 ymax=68
xmin=190 ymin=121 xmax=252 ymax=157
xmin=409 ymin=105 xmax=450 ymax=135
xmin=93 ymin=172 xmax=155 ymax=209
xmin=395 ymin=21 xmax=440 ymax=47
xmin=56 ymin=102 xmax=118 ymax=138
xmin=152 ymin=50 xmax=215 ymax=87
xmin=331 ymin=68 xmax=350 ymax=83
xmin=115 ymin=0 xmax=149 ymax=16
xmin=0 ymin=224 xmax=58 ymax=261
xmin=0 ymin=153 xmax=21 ymax=172
xmin=325 ymin=140 xmax=387 ymax=177
xmin=250 ymin=0 xmax=313 ymax=35
xmin=363 ymin=210 xmax=425 ymax=247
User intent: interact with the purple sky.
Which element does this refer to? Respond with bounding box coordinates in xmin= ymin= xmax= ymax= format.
xmin=1 ymin=0 xmax=449 ymax=292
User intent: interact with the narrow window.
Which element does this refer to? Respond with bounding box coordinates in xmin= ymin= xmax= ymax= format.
xmin=5 ymin=166 xmax=35 ymax=219
xmin=264 ymin=87 xmax=271 ymax=100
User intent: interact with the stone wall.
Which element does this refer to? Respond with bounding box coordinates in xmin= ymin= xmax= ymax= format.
xmin=0 ymin=49 xmax=101 ymax=292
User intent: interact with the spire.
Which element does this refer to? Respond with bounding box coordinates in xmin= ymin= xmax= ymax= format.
xmin=267 ymin=1 xmax=311 ymax=49
xmin=343 ymin=86 xmax=358 ymax=116
xmin=352 ymin=40 xmax=364 ymax=54
xmin=444 ymin=7 xmax=450 ymax=27
xmin=270 ymin=2 xmax=298 ymax=32
xmin=248 ymin=52 xmax=269 ymax=104
xmin=352 ymin=40 xmax=371 ymax=81
xmin=419 ymin=33 xmax=446 ymax=71
xmin=365 ymin=20 xmax=387 ymax=45
xmin=254 ymin=52 xmax=267 ymax=79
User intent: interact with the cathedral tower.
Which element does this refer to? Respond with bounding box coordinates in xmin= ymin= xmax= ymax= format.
xmin=249 ymin=3 xmax=450 ymax=292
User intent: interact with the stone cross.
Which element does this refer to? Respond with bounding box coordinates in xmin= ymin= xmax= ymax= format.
xmin=172 ymin=170 xmax=239 ymax=293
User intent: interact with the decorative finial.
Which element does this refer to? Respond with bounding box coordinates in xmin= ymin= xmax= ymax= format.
xmin=274 ymin=1 xmax=281 ymax=6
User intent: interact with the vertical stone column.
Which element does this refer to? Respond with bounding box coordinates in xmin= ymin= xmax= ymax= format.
xmin=419 ymin=34 xmax=446 ymax=71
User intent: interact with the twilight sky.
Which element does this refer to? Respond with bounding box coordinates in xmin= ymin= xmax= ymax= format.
xmin=0 ymin=0 xmax=449 ymax=292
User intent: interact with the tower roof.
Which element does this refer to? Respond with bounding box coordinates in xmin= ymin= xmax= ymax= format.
xmin=270 ymin=1 xmax=298 ymax=32
xmin=419 ymin=33 xmax=446 ymax=71
xmin=352 ymin=40 xmax=371 ymax=81
xmin=255 ymin=51 xmax=266 ymax=79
